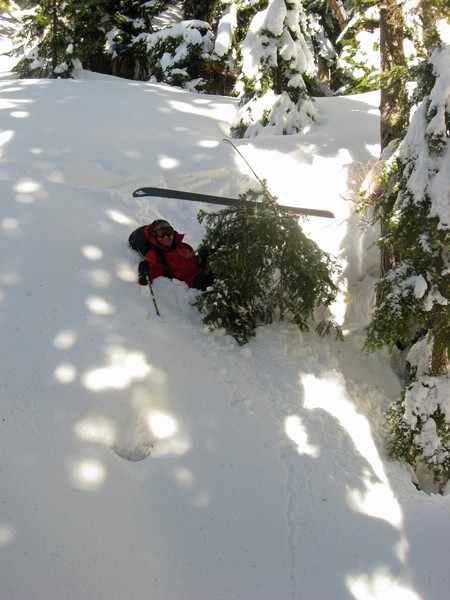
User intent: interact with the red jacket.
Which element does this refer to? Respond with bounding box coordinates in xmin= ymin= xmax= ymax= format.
xmin=143 ymin=223 xmax=201 ymax=288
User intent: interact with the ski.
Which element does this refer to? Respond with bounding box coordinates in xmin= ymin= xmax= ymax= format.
xmin=132 ymin=186 xmax=334 ymax=219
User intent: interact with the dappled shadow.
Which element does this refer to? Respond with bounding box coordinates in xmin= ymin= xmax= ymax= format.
xmin=2 ymin=76 xmax=446 ymax=600
xmin=0 ymin=78 xmax=379 ymax=223
xmin=1 ymin=172 xmax=446 ymax=599
xmin=0 ymin=176 xmax=210 ymax=598
xmin=0 ymin=77 xmax=237 ymax=197
xmin=223 ymin=323 xmax=430 ymax=599
xmin=311 ymin=94 xmax=380 ymax=161
xmin=0 ymin=177 xmax=162 ymax=468
xmin=198 ymin=93 xmax=381 ymax=220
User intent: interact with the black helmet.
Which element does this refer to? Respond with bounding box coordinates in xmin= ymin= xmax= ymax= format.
xmin=152 ymin=219 xmax=171 ymax=233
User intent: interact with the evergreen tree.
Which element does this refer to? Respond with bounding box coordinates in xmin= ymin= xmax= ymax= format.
xmin=379 ymin=0 xmax=409 ymax=151
xmin=13 ymin=0 xmax=74 ymax=78
xmin=230 ymin=0 xmax=323 ymax=137
xmin=334 ymin=0 xmax=426 ymax=94
xmin=353 ymin=0 xmax=448 ymax=283
xmin=195 ymin=190 xmax=342 ymax=344
xmin=363 ymin=43 xmax=450 ymax=489
xmin=184 ymin=0 xmax=220 ymax=22
xmin=207 ymin=0 xmax=244 ymax=95
xmin=209 ymin=0 xmax=342 ymax=100
xmin=365 ymin=44 xmax=450 ymax=371
xmin=103 ymin=0 xmax=174 ymax=80
xmin=333 ymin=0 xmax=381 ymax=93
xmin=303 ymin=0 xmax=342 ymax=90
xmin=135 ymin=20 xmax=215 ymax=90
xmin=66 ymin=0 xmax=116 ymax=76
xmin=416 ymin=0 xmax=450 ymax=54
xmin=387 ymin=375 xmax=450 ymax=491
xmin=12 ymin=0 xmax=174 ymax=79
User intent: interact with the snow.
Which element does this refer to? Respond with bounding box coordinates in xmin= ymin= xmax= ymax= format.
xmin=213 ymin=1 xmax=237 ymax=58
xmin=1 ymin=32 xmax=450 ymax=600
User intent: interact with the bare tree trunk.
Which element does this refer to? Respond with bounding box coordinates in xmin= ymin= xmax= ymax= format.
xmin=51 ymin=0 xmax=59 ymax=78
xmin=379 ymin=1 xmax=408 ymax=151
xmin=327 ymin=0 xmax=348 ymax=30
xmin=184 ymin=0 xmax=218 ymax=21
xmin=419 ymin=0 xmax=444 ymax=52
xmin=373 ymin=1 xmax=409 ymax=287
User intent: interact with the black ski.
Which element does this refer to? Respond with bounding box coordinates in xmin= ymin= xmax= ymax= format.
xmin=132 ymin=186 xmax=334 ymax=219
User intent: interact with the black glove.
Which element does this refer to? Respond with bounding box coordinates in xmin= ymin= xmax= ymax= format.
xmin=198 ymin=243 xmax=223 ymax=267
xmin=138 ymin=261 xmax=150 ymax=286
xmin=197 ymin=246 xmax=211 ymax=267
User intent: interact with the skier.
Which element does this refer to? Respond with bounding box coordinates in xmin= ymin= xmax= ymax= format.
xmin=137 ymin=219 xmax=214 ymax=291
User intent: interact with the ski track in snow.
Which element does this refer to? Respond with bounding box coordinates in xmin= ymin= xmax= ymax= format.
xmin=131 ymin=278 xmax=407 ymax=599
xmin=0 ymin=161 xmax=427 ymax=600
xmin=2 ymin=69 xmax=450 ymax=599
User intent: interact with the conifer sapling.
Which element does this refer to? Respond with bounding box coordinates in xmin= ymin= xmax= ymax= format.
xmin=195 ymin=189 xmax=342 ymax=345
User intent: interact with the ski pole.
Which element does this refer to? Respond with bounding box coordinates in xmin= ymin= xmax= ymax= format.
xmin=148 ymin=281 xmax=160 ymax=316
xmin=223 ymin=138 xmax=277 ymax=204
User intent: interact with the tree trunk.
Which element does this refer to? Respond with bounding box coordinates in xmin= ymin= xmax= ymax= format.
xmin=184 ymin=0 xmax=218 ymax=21
xmin=51 ymin=0 xmax=59 ymax=78
xmin=419 ymin=0 xmax=445 ymax=53
xmin=379 ymin=1 xmax=408 ymax=151
xmin=374 ymin=2 xmax=409 ymax=286
xmin=327 ymin=0 xmax=348 ymax=30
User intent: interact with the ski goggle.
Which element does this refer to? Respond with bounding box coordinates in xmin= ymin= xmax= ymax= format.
xmin=155 ymin=227 xmax=174 ymax=238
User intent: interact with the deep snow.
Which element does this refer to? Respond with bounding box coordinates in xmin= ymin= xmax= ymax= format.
xmin=1 ymin=33 xmax=449 ymax=600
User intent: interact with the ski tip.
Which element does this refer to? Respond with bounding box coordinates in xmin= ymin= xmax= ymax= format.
xmin=280 ymin=205 xmax=335 ymax=218
xmin=302 ymin=209 xmax=335 ymax=219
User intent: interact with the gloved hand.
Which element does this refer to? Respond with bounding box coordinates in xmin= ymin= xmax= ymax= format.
xmin=198 ymin=243 xmax=223 ymax=267
xmin=138 ymin=261 xmax=150 ymax=286
xmin=197 ymin=246 xmax=211 ymax=267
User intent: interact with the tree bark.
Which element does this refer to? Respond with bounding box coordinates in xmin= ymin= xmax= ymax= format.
xmin=418 ymin=0 xmax=446 ymax=52
xmin=184 ymin=0 xmax=218 ymax=21
xmin=374 ymin=2 xmax=409 ymax=287
xmin=379 ymin=1 xmax=408 ymax=151
xmin=327 ymin=0 xmax=348 ymax=30
xmin=51 ymin=0 xmax=59 ymax=78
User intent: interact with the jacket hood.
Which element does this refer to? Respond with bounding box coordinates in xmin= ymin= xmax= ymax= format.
xmin=145 ymin=223 xmax=185 ymax=250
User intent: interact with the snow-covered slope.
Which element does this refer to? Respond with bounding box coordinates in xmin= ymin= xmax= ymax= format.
xmin=1 ymin=60 xmax=449 ymax=600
